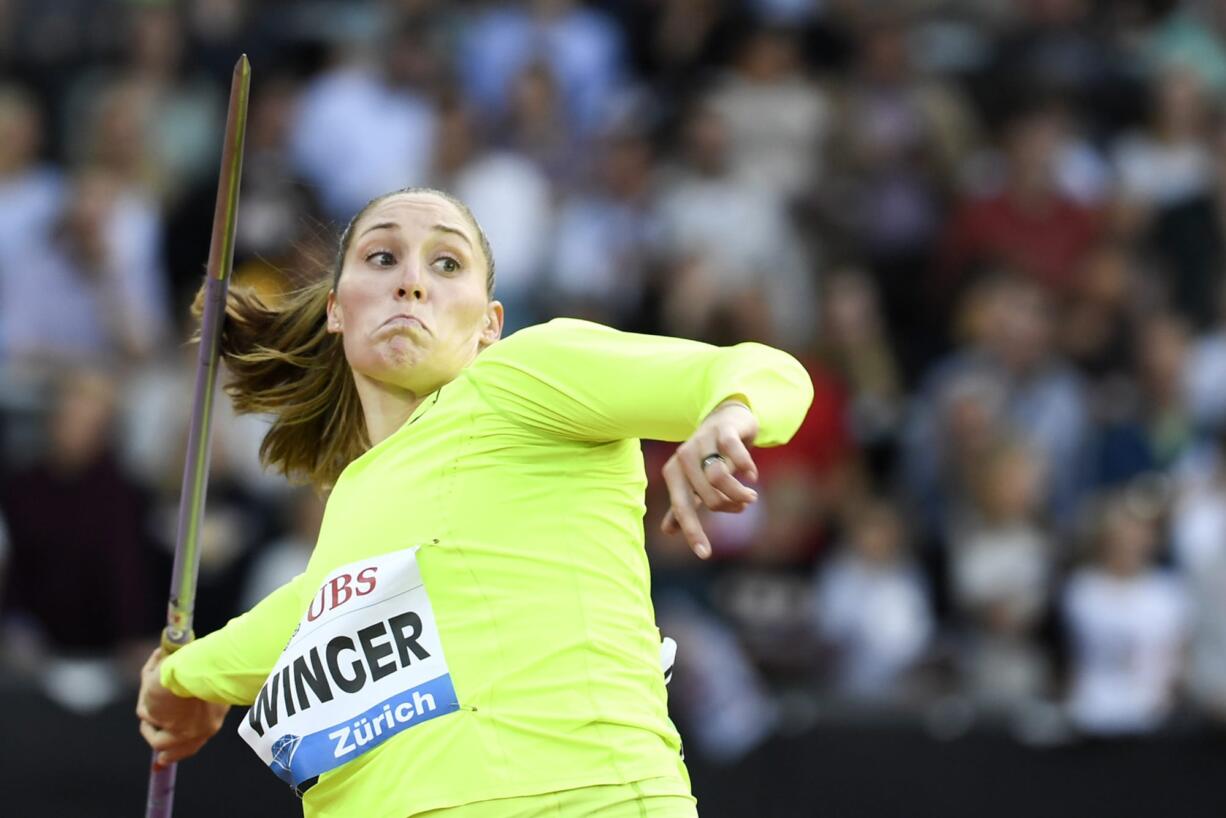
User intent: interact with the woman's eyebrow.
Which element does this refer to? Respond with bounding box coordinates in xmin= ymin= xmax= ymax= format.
xmin=358 ymin=221 xmax=398 ymax=238
xmin=432 ymin=224 xmax=474 ymax=249
xmin=357 ymin=221 xmax=472 ymax=249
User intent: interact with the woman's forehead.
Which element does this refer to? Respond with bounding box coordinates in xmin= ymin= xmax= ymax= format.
xmin=355 ymin=192 xmax=471 ymax=238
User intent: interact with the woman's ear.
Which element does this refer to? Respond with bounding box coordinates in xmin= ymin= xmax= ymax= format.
xmin=326 ymin=290 xmax=343 ymax=334
xmin=479 ymin=300 xmax=504 ymax=348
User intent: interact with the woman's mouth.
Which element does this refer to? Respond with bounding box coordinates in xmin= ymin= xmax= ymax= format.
xmin=380 ymin=314 xmax=428 ymax=333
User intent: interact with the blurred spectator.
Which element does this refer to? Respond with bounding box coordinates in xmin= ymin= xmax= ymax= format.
xmin=983 ymin=0 xmax=1132 ymax=131
xmin=813 ymin=499 xmax=933 ymax=698
xmin=1113 ymin=66 xmax=1213 ymax=211
xmin=240 ymin=487 xmax=324 ymax=611
xmin=1172 ymin=434 xmax=1226 ymax=721
xmin=235 ymin=73 xmax=321 ymax=259
xmin=119 ymin=349 xmax=280 ymax=498
xmin=0 ymin=84 xmax=61 ymax=261
xmin=163 ymin=71 xmax=327 ymax=317
xmin=821 ymin=11 xmax=978 ymax=365
xmin=1062 ymin=491 xmax=1189 ymax=735
xmin=817 ymin=266 xmax=904 ymax=472
xmin=58 ymin=0 xmax=229 ymax=210
xmin=706 ymin=24 xmax=831 ymax=199
xmin=1171 ymin=428 xmax=1226 ymax=577
xmin=548 ymin=118 xmax=662 ymax=327
xmin=1115 ymin=66 xmax=1222 ymax=326
xmin=655 ymin=101 xmax=816 ymax=350
xmin=903 ymin=274 xmax=1090 ymax=533
xmin=610 ymin=0 xmax=746 ymax=100
xmin=949 ymin=439 xmax=1054 ymax=704
xmin=433 ymin=98 xmax=553 ymax=333
xmin=138 ymin=387 xmax=276 ymax=636
xmin=498 ymin=61 xmax=586 ymax=186
xmin=72 ymin=77 xmax=165 ymax=198
xmin=1058 ymin=242 xmax=1138 ymax=380
xmin=458 ymin=0 xmax=626 ymax=136
xmin=63 ymin=3 xmax=222 ymax=203
xmin=0 ymin=370 xmax=152 ymax=653
xmin=1183 ymin=530 xmax=1226 ymax=723
xmin=227 ymin=74 xmax=327 ymax=300
xmin=938 ymin=101 xmax=1102 ymax=301
xmin=115 ymin=336 xmax=278 ymax=641
xmin=657 ymin=592 xmax=777 ymax=763
xmin=0 ymin=0 xmax=16 ymax=70
xmin=1186 ymin=281 xmax=1226 ymax=432
xmin=186 ymin=0 xmax=262 ymax=83
xmin=0 ymin=85 xmax=63 ymax=351
xmin=289 ymin=20 xmax=440 ymax=220
xmin=0 ymin=167 xmax=170 ymax=365
xmin=1140 ymin=1 xmax=1226 ymax=95
xmin=748 ymin=0 xmax=819 ymax=26
xmin=1093 ymin=312 xmax=1194 ymax=487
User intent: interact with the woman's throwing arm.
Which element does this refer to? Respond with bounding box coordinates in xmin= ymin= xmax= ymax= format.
xmin=136 ymin=574 xmax=308 ymax=764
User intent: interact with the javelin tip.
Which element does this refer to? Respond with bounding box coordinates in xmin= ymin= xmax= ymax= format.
xmin=234 ymin=53 xmax=250 ymax=77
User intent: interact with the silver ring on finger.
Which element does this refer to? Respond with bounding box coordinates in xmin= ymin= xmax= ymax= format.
xmin=701 ymin=452 xmax=728 ymax=472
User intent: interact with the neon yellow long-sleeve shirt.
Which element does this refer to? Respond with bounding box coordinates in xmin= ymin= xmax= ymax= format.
xmin=162 ymin=318 xmax=814 ymax=817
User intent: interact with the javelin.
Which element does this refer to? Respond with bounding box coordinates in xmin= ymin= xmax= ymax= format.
xmin=145 ymin=53 xmax=250 ymax=818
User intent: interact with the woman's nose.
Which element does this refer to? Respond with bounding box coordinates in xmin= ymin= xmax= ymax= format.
xmin=395 ymin=262 xmax=426 ymax=300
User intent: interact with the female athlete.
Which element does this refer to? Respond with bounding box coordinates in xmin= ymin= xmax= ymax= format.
xmin=136 ymin=187 xmax=813 ymax=817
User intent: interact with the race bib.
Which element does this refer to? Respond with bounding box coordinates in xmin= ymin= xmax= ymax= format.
xmin=238 ymin=546 xmax=459 ymax=788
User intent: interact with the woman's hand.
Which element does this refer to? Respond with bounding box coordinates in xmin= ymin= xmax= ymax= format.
xmin=661 ymin=399 xmax=760 ymax=558
xmin=136 ymin=648 xmax=230 ymax=767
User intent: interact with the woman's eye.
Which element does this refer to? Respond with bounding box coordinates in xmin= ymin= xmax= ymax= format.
xmin=366 ymin=250 xmax=396 ymax=267
xmin=434 ymin=256 xmax=460 ymax=274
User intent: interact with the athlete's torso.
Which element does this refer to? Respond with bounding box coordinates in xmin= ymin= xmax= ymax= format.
xmin=297 ymin=343 xmax=688 ymax=817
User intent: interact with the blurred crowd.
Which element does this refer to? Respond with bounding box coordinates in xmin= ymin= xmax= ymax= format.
xmin=3 ymin=0 xmax=1226 ymax=763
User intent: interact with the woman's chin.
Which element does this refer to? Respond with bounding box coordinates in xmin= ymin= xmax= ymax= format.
xmin=351 ymin=347 xmax=425 ymax=383
xmin=378 ymin=334 xmax=427 ymax=365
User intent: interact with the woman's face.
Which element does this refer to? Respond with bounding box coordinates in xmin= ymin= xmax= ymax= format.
xmin=326 ymin=192 xmax=502 ymax=395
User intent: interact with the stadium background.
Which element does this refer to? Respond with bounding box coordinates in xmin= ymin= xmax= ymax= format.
xmin=1 ymin=0 xmax=1224 ymax=815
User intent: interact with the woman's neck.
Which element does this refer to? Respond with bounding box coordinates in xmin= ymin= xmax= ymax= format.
xmin=353 ymin=374 xmax=428 ymax=447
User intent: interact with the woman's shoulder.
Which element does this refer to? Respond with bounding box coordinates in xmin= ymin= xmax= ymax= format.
xmin=502 ymin=317 xmax=614 ymax=344
xmin=475 ymin=318 xmax=615 ymax=365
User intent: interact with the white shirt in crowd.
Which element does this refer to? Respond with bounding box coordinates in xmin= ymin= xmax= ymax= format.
xmin=1185 ymin=329 xmax=1226 ymax=431
xmin=1171 ymin=469 xmax=1226 ymax=713
xmin=1063 ymin=568 xmax=1189 ymax=734
xmin=450 ymin=150 xmax=553 ymax=306
xmin=289 ymin=65 xmax=436 ymax=221
xmin=950 ymin=521 xmax=1051 ymax=626
xmin=707 ymin=70 xmax=831 ymax=199
xmin=655 ymin=174 xmax=817 ymax=350
xmin=815 ymin=552 xmax=933 ymax=695
xmin=1112 ymin=132 xmax=1214 ymax=207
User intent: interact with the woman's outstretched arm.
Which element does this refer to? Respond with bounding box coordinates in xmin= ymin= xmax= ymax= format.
xmin=136 ymin=573 xmax=310 ymax=763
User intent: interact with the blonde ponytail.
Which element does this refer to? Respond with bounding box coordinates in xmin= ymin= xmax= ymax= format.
xmin=199 ymin=280 xmax=367 ymax=489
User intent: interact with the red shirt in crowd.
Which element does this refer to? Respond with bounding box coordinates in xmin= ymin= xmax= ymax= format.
xmin=938 ymin=191 xmax=1101 ymax=294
